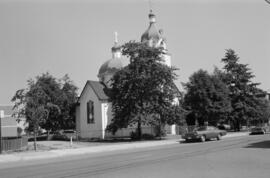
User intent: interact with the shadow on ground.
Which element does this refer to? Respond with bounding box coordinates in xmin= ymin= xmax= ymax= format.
xmin=245 ymin=140 xmax=270 ymax=149
xmin=179 ymin=140 xmax=200 ymax=144
xmin=179 ymin=139 xmax=218 ymax=144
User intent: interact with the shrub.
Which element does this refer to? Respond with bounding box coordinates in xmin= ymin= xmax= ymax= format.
xmin=141 ymin=133 xmax=155 ymax=140
xmin=130 ymin=131 xmax=155 ymax=140
xmin=130 ymin=131 xmax=139 ymax=140
xmin=154 ymin=125 xmax=167 ymax=137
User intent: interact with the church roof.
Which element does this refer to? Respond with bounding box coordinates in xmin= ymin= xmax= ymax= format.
xmin=88 ymin=80 xmax=109 ymax=101
xmin=172 ymin=83 xmax=182 ymax=98
xmin=78 ymin=80 xmax=109 ymax=102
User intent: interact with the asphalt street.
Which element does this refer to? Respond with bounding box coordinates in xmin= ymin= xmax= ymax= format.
xmin=0 ymin=134 xmax=269 ymax=178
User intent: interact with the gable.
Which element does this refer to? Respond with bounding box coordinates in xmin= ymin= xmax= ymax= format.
xmin=78 ymin=80 xmax=109 ymax=103
xmin=172 ymin=83 xmax=182 ymax=98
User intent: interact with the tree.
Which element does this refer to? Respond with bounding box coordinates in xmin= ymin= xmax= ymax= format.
xmin=12 ymin=73 xmax=78 ymax=147
xmin=57 ymin=75 xmax=78 ymax=130
xmin=12 ymin=82 xmax=49 ymax=150
xmin=106 ymin=42 xmax=183 ymax=139
xmin=249 ymin=97 xmax=270 ymax=126
xmin=32 ymin=73 xmax=62 ymax=133
xmin=221 ymin=49 xmax=264 ymax=131
xmin=36 ymin=74 xmax=78 ymax=132
xmin=183 ymin=69 xmax=231 ymax=126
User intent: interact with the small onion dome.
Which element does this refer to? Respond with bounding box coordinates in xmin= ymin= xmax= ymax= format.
xmin=141 ymin=11 xmax=162 ymax=45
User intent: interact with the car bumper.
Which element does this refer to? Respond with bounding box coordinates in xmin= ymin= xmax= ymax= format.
xmin=250 ymin=132 xmax=265 ymax=135
xmin=182 ymin=135 xmax=202 ymax=140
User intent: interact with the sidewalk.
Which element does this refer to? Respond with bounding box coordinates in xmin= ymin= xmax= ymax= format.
xmin=0 ymin=132 xmax=248 ymax=163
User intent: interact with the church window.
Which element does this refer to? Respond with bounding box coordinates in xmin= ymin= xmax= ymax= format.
xmin=87 ymin=100 xmax=94 ymax=124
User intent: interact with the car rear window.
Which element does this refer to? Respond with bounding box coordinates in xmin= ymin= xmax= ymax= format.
xmin=252 ymin=128 xmax=262 ymax=131
xmin=63 ymin=130 xmax=75 ymax=133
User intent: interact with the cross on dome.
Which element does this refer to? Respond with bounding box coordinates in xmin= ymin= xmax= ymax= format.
xmin=111 ymin=31 xmax=121 ymax=53
xmin=114 ymin=31 xmax=118 ymax=44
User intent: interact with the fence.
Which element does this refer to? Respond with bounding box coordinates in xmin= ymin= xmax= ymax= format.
xmin=1 ymin=137 xmax=28 ymax=152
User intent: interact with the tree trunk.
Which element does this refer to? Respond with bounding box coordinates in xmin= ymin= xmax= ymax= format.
xmin=159 ymin=119 xmax=162 ymax=140
xmin=47 ymin=130 xmax=50 ymax=140
xmin=33 ymin=129 xmax=37 ymax=151
xmin=234 ymin=120 xmax=240 ymax=132
xmin=137 ymin=118 xmax=142 ymax=140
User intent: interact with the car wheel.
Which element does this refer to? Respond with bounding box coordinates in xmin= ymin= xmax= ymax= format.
xmin=217 ymin=134 xmax=221 ymax=140
xmin=200 ymin=135 xmax=206 ymax=142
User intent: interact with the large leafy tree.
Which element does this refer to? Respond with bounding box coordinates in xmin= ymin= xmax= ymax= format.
xmin=221 ymin=49 xmax=265 ymax=130
xmin=12 ymin=80 xmax=50 ymax=150
xmin=58 ymin=75 xmax=78 ymax=129
xmin=249 ymin=97 xmax=270 ymax=126
xmin=12 ymin=73 xmax=78 ymax=139
xmin=184 ymin=69 xmax=231 ymax=126
xmin=106 ymin=42 xmax=183 ymax=139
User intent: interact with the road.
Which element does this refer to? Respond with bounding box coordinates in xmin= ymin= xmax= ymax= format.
xmin=0 ymin=134 xmax=270 ymax=178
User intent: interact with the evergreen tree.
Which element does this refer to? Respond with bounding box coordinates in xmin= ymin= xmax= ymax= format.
xmin=221 ymin=49 xmax=264 ymax=130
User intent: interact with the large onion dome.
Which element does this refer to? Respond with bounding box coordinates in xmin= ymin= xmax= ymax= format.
xmin=98 ymin=57 xmax=122 ymax=78
xmin=98 ymin=32 xmax=123 ymax=86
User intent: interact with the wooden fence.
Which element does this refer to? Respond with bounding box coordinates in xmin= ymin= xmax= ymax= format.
xmin=1 ymin=137 xmax=28 ymax=151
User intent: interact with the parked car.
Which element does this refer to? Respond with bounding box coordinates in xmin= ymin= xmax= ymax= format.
xmin=250 ymin=127 xmax=266 ymax=135
xmin=217 ymin=124 xmax=231 ymax=130
xmin=182 ymin=126 xmax=227 ymax=142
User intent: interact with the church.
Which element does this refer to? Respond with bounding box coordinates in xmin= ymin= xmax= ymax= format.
xmin=75 ymin=10 xmax=179 ymax=139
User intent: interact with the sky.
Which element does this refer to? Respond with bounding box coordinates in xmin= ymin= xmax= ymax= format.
xmin=0 ymin=0 xmax=269 ymax=105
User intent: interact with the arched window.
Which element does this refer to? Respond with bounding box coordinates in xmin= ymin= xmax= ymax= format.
xmin=87 ymin=100 xmax=94 ymax=124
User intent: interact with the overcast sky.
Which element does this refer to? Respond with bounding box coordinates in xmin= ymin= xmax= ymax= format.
xmin=0 ymin=0 xmax=269 ymax=105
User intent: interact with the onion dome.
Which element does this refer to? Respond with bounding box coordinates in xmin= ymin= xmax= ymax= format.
xmin=98 ymin=58 xmax=122 ymax=78
xmin=98 ymin=32 xmax=123 ymax=85
xmin=141 ymin=10 xmax=162 ymax=47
